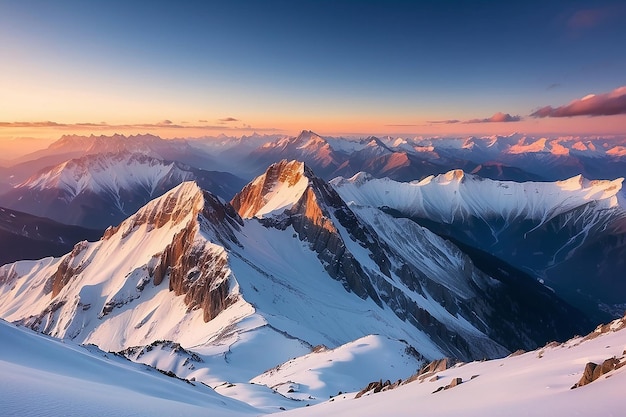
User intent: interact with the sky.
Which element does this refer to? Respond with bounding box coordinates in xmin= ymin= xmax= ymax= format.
xmin=1 ymin=0 xmax=626 ymax=153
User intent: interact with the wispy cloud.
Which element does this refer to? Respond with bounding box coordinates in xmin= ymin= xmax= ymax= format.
xmin=530 ymin=86 xmax=626 ymax=118
xmin=546 ymin=83 xmax=561 ymax=90
xmin=425 ymin=119 xmax=460 ymax=125
xmin=384 ymin=124 xmax=420 ymax=127
xmin=465 ymin=112 xmax=522 ymax=123
xmin=0 ymin=120 xmax=283 ymax=132
xmin=0 ymin=121 xmax=70 ymax=128
xmin=218 ymin=117 xmax=239 ymax=123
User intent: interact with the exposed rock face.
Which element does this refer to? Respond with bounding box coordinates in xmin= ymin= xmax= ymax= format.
xmin=231 ymin=159 xmax=306 ymax=218
xmin=432 ymin=377 xmax=464 ymax=394
xmin=150 ymin=223 xmax=235 ymax=322
xmin=50 ymin=241 xmax=90 ymax=297
xmin=141 ymin=185 xmax=243 ymax=322
xmin=447 ymin=377 xmax=463 ymax=389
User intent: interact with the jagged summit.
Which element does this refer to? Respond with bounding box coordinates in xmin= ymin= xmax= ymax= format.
xmin=0 ymin=180 xmax=245 ymax=348
xmin=231 ymin=160 xmax=309 ymax=219
xmin=103 ymin=181 xmax=205 ymax=238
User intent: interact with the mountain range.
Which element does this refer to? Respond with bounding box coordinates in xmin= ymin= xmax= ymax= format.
xmin=0 ymin=152 xmax=245 ymax=229
xmin=1 ymin=130 xmax=625 ymax=415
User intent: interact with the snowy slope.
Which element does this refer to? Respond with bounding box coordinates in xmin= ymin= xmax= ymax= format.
xmin=0 ymin=319 xmax=256 ymax=417
xmin=251 ymin=335 xmax=423 ymax=401
xmin=231 ymin=161 xmax=587 ymax=356
xmin=283 ymin=316 xmax=626 ymax=417
xmin=0 ymin=178 xmax=438 ymax=410
xmin=3 ymin=310 xmax=626 ymax=416
xmin=0 ymin=162 xmax=575 ymax=363
xmin=1 ymin=152 xmax=244 ymax=228
xmin=332 ymin=170 xmax=623 ymax=224
xmin=332 ymin=171 xmax=626 ymax=321
xmin=21 ymin=152 xmax=194 ymax=199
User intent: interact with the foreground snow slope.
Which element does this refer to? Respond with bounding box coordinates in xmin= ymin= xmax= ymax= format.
xmin=2 ymin=313 xmax=625 ymax=416
xmin=283 ymin=316 xmax=626 ymax=417
xmin=0 ymin=320 xmax=256 ymax=417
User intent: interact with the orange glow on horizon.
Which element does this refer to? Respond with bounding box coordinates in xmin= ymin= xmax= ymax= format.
xmin=1 ymin=113 xmax=625 ymax=160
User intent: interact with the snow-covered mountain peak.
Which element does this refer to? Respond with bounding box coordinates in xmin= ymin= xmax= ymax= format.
xmin=0 ymin=180 xmax=247 ymax=347
xmin=507 ymin=137 xmax=549 ymax=154
xmin=428 ymin=169 xmax=466 ymax=185
xmin=231 ymin=160 xmax=310 ymax=219
xmin=296 ymin=130 xmax=327 ymax=148
xmin=332 ymin=170 xmax=624 ymax=223
xmin=295 ymin=129 xmax=324 ymax=143
xmin=20 ymin=152 xmax=194 ymax=199
xmin=103 ymin=180 xmax=205 ymax=239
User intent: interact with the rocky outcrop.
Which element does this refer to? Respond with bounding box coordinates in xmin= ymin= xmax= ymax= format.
xmin=49 ymin=241 xmax=90 ymax=297
xmin=432 ymin=377 xmax=463 ymax=393
xmin=571 ymin=357 xmax=624 ymax=389
xmin=356 ymin=358 xmax=460 ymax=399
xmin=355 ymin=379 xmax=403 ymax=398
xmin=404 ymin=358 xmax=456 ymax=384
xmin=147 ymin=186 xmax=242 ymax=323
xmin=53 ymin=182 xmax=242 ymax=325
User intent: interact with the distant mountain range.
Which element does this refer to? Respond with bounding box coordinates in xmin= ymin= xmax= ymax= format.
xmin=0 ymin=152 xmax=245 ymax=229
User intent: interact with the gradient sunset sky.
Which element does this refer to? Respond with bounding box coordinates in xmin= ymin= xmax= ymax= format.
xmin=1 ymin=0 xmax=626 ymax=149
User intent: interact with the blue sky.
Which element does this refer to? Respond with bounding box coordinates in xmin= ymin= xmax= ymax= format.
xmin=1 ymin=0 xmax=625 ymax=138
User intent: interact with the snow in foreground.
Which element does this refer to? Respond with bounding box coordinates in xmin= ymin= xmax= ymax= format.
xmin=2 ymin=316 xmax=626 ymax=417
xmin=284 ymin=319 xmax=626 ymax=417
xmin=0 ymin=320 xmax=255 ymax=417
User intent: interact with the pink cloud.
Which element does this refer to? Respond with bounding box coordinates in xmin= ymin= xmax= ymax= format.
xmin=465 ymin=112 xmax=521 ymax=123
xmin=567 ymin=8 xmax=611 ymax=29
xmin=531 ymin=86 xmax=626 ymax=118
